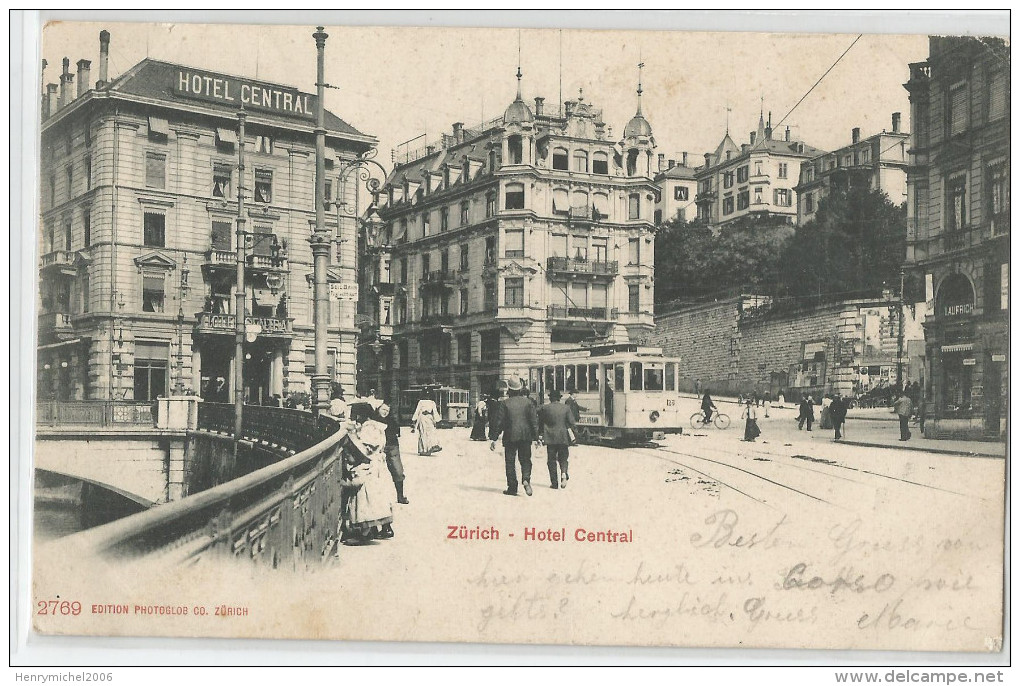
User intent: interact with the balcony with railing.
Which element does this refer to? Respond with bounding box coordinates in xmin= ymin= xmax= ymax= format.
xmin=39 ymin=311 xmax=74 ymax=337
xmin=204 ymin=249 xmax=289 ymax=272
xmin=194 ymin=312 xmax=294 ymax=338
xmin=419 ymin=313 xmax=455 ymax=329
xmin=420 ymin=270 xmax=460 ymax=289
xmin=546 ymin=257 xmax=618 ymax=277
xmin=39 ymin=250 xmax=80 ymax=276
xmin=547 ymin=305 xmax=619 ymax=321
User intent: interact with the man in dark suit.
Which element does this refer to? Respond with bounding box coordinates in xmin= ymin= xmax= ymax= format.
xmin=489 ymin=377 xmax=538 ymax=496
xmin=538 ymin=389 xmax=577 ymax=489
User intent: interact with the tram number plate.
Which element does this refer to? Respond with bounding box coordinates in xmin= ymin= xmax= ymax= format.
xmin=666 ymin=399 xmax=676 ymax=407
xmin=577 ymin=414 xmax=601 ymax=426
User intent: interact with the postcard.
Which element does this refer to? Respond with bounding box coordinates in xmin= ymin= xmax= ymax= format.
xmin=26 ymin=18 xmax=1007 ymax=653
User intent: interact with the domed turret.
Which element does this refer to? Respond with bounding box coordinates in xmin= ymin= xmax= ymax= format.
xmin=503 ymin=66 xmax=534 ymax=125
xmin=623 ymin=62 xmax=652 ymax=139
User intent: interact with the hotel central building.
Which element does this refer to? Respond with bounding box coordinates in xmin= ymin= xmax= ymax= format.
xmin=357 ymin=74 xmax=658 ymax=403
xmin=37 ymin=31 xmax=376 ymax=405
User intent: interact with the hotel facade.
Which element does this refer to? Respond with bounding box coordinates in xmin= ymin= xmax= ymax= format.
xmin=37 ymin=32 xmax=376 ymax=405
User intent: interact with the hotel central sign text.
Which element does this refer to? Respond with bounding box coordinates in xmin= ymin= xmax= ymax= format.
xmin=174 ymin=69 xmax=315 ymax=119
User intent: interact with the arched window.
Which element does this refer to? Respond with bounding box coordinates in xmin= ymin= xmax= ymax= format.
xmin=505 ymin=183 xmax=525 ymax=210
xmin=592 ymin=152 xmax=609 ymax=175
xmin=571 ymin=190 xmax=589 ymax=215
xmin=593 ymin=192 xmax=610 ymax=219
xmin=552 ymin=188 xmax=569 ymax=215
xmin=937 ymin=273 xmax=975 ymax=318
xmin=552 ymin=147 xmax=569 ymax=171
xmin=573 ymin=150 xmax=588 ymax=173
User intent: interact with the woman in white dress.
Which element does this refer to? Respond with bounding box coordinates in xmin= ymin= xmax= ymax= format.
xmin=341 ymin=418 xmax=395 ymax=544
xmin=411 ymin=397 xmax=442 ymax=455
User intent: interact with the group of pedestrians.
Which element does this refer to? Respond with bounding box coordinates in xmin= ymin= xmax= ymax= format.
xmin=486 ymin=378 xmax=578 ymax=496
xmin=795 ymin=393 xmax=849 ymax=440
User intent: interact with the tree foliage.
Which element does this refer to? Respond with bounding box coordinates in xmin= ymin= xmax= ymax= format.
xmin=653 ymin=185 xmax=907 ymax=306
xmin=653 ymin=214 xmax=793 ymax=303
xmin=779 ymin=185 xmax=907 ymax=302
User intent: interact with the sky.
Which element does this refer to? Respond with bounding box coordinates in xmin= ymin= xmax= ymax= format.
xmin=37 ymin=15 xmax=993 ymax=169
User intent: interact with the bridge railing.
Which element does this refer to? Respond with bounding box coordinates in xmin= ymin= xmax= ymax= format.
xmin=36 ymin=400 xmax=155 ymax=427
xmin=57 ymin=406 xmax=359 ymax=569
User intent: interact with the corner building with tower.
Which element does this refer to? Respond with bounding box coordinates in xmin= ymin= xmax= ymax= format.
xmin=357 ymin=71 xmax=658 ymax=404
xmin=37 ymin=31 xmax=376 ymax=404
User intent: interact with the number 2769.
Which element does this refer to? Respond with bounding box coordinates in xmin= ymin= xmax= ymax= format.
xmin=37 ymin=600 xmax=82 ymax=615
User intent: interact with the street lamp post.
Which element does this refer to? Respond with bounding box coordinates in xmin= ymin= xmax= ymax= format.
xmin=310 ymin=26 xmax=332 ymax=416
xmin=234 ymin=108 xmax=248 ymax=443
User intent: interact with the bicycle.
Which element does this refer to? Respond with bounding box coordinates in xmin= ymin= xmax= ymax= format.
xmin=690 ymin=411 xmax=730 ymax=430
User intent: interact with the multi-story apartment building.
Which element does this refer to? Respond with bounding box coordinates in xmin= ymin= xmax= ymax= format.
xmin=37 ymin=32 xmax=376 ymax=404
xmin=903 ymin=36 xmax=1009 ymax=440
xmin=796 ymin=114 xmax=910 ymax=224
xmin=653 ymin=152 xmax=698 ymax=224
xmin=695 ymin=112 xmax=824 ymax=227
xmin=357 ymin=74 xmax=657 ymax=402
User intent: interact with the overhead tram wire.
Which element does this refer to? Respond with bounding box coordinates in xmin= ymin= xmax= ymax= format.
xmin=772 ymin=33 xmax=863 ymax=132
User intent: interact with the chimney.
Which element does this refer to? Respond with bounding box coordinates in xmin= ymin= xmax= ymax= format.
xmin=426 ymin=144 xmax=436 ymax=155
xmin=46 ymin=83 xmax=58 ymax=114
xmin=785 ymin=126 xmax=791 ymax=142
xmin=852 ymin=127 xmax=861 ymax=144
xmin=657 ymin=153 xmax=665 ymax=171
xmin=98 ymin=30 xmax=110 ymax=87
xmin=534 ymin=96 xmax=544 ymax=116
xmin=668 ymin=159 xmax=676 ymax=170
xmin=452 ymin=122 xmax=464 ymax=143
xmin=892 ymin=112 xmax=901 ymax=133
xmin=682 ymin=151 xmax=688 ymax=166
xmin=76 ymin=59 xmax=91 ymax=97
xmin=749 ymin=131 xmax=756 ymax=145
xmin=765 ymin=111 xmax=772 ymax=140
xmin=704 ymin=152 xmax=711 ymax=168
xmin=59 ymin=57 xmax=71 ymax=107
xmin=740 ymin=144 xmax=748 ymax=154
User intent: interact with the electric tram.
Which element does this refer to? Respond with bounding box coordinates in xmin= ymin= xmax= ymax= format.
xmin=527 ymin=343 xmax=683 ymax=445
xmin=397 ymin=384 xmax=471 ymax=428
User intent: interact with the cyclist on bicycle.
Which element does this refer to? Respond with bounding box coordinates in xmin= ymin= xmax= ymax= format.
xmin=701 ymin=390 xmax=717 ymax=423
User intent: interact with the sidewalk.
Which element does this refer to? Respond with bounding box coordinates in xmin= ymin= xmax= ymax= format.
xmin=679 ymin=392 xmax=1005 ymax=458
xmin=838 ymin=433 xmax=1006 ymax=458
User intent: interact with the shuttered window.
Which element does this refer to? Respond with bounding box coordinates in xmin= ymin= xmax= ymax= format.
xmin=988 ymin=70 xmax=1007 ymax=122
xmin=145 ymin=152 xmax=166 ymax=189
xmin=949 ymin=84 xmax=968 ymax=137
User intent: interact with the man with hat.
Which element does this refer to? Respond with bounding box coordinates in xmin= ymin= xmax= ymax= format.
xmin=489 ymin=377 xmax=539 ymax=496
xmin=538 ymin=389 xmax=577 ymax=489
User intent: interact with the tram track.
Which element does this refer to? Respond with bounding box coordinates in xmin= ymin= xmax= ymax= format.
xmin=648 ymin=434 xmax=990 ymax=504
xmin=631 ymin=445 xmax=841 ymax=511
